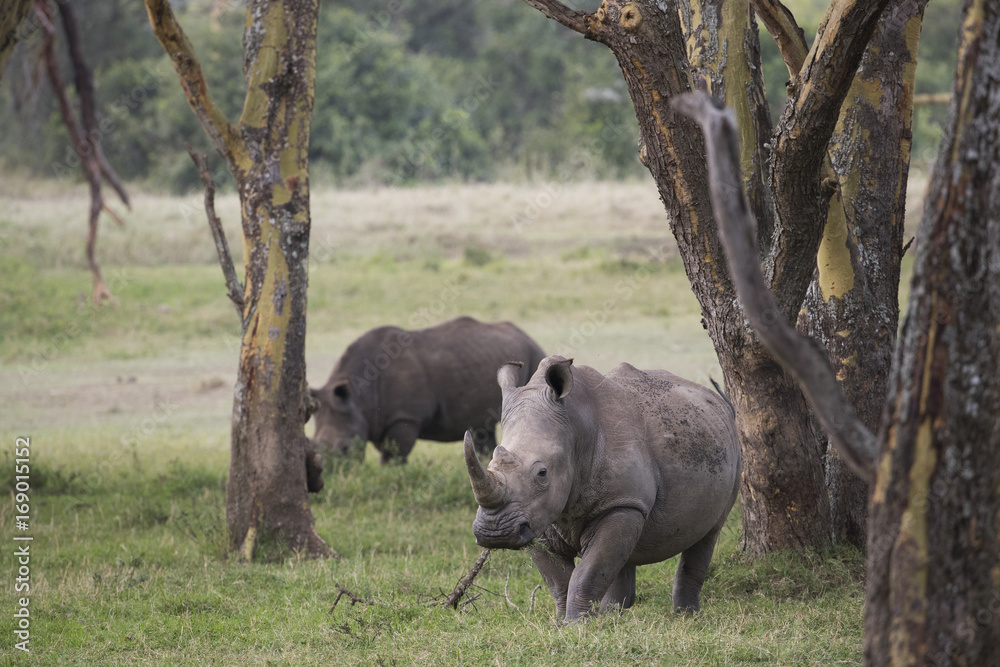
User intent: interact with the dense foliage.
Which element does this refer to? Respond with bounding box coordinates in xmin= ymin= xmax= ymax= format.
xmin=0 ymin=0 xmax=959 ymax=192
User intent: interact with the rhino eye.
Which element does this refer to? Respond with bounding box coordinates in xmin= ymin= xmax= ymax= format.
xmin=537 ymin=468 xmax=547 ymax=478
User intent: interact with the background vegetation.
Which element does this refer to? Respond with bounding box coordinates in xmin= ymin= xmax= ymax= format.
xmin=0 ymin=181 xmax=893 ymax=663
xmin=0 ymin=0 xmax=959 ymax=192
xmin=0 ymin=0 xmax=953 ymax=662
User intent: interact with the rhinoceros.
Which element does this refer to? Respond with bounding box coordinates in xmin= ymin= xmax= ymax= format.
xmin=311 ymin=317 xmax=546 ymax=464
xmin=464 ymin=355 xmax=741 ymax=621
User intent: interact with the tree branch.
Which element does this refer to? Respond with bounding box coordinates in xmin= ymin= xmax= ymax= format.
xmin=442 ymin=549 xmax=490 ymax=610
xmin=673 ymin=92 xmax=876 ymax=483
xmin=143 ymin=0 xmax=243 ymax=167
xmin=187 ymin=147 xmax=246 ymax=321
xmin=749 ymin=0 xmax=808 ymax=76
xmin=764 ymin=0 xmax=894 ymax=323
xmin=520 ymin=0 xmax=591 ymax=36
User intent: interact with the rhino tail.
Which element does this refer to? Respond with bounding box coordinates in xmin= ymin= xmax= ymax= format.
xmin=710 ymin=377 xmax=736 ymax=419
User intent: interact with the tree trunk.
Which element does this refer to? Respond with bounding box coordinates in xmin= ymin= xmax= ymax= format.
xmin=799 ymin=0 xmax=927 ymax=549
xmin=145 ymin=0 xmax=332 ymax=559
xmin=523 ymin=0 xmax=893 ymax=555
xmin=864 ymin=0 xmax=1000 ymax=660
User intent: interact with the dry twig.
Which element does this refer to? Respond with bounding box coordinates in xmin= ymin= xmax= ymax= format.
xmin=442 ymin=549 xmax=490 ymax=610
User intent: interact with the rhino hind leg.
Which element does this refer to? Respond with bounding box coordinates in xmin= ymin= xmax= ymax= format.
xmin=671 ymin=525 xmax=724 ymax=613
xmin=600 ymin=565 xmax=636 ymax=612
xmin=377 ymin=421 xmax=419 ymax=464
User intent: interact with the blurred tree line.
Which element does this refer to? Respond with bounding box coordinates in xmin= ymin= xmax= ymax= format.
xmin=0 ymin=0 xmax=959 ymax=193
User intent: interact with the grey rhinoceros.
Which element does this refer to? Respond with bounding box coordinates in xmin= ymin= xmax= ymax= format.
xmin=464 ymin=355 xmax=741 ymax=621
xmin=311 ymin=317 xmax=546 ymax=464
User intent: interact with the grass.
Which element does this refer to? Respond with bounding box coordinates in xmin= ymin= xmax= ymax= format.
xmin=0 ymin=177 xmax=919 ymax=664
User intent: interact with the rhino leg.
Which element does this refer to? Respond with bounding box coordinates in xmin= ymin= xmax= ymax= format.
xmin=377 ymin=420 xmax=419 ymax=464
xmin=671 ymin=523 xmax=724 ymax=613
xmin=529 ymin=537 xmax=575 ymax=619
xmin=564 ymin=508 xmax=644 ymax=622
xmin=600 ymin=565 xmax=636 ymax=612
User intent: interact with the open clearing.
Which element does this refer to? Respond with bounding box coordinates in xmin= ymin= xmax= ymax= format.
xmin=0 ymin=177 xmax=923 ymax=664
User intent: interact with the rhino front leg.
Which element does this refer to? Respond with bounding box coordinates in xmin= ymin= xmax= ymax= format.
xmin=671 ymin=522 xmax=724 ymax=613
xmin=377 ymin=420 xmax=419 ymax=464
xmin=565 ymin=508 xmax=644 ymax=622
xmin=600 ymin=565 xmax=636 ymax=612
xmin=529 ymin=541 xmax=575 ymax=619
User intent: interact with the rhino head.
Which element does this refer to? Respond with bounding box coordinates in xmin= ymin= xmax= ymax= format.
xmin=465 ymin=357 xmax=576 ymax=549
xmin=310 ymin=380 xmax=368 ymax=461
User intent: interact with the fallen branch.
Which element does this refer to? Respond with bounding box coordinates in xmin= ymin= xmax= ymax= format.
xmin=503 ymin=570 xmax=519 ymax=610
xmin=329 ymin=583 xmax=374 ymax=611
xmin=528 ymin=584 xmax=542 ymax=614
xmin=442 ymin=548 xmax=490 ymax=610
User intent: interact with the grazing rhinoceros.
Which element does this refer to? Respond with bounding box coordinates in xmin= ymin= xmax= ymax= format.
xmin=311 ymin=317 xmax=546 ymax=464
xmin=464 ymin=355 xmax=741 ymax=621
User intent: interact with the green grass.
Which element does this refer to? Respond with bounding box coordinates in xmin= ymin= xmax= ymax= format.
xmin=0 ymin=180 xmax=882 ymax=664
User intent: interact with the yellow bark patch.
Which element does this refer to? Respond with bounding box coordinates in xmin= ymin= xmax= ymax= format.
xmin=240 ymin=2 xmax=288 ymax=130
xmin=242 ymin=526 xmax=257 ymax=562
xmin=888 ymin=417 xmax=934 ymax=664
xmin=816 ymin=188 xmax=855 ymax=300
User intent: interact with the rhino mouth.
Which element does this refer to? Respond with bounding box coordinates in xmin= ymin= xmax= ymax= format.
xmin=472 ymin=509 xmax=535 ymax=549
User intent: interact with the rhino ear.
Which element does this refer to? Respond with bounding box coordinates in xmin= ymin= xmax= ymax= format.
xmin=332 ymin=381 xmax=350 ymax=402
xmin=544 ymin=358 xmax=574 ymax=400
xmin=497 ymin=361 xmax=524 ymax=395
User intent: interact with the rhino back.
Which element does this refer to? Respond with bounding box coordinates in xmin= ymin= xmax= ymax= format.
xmin=584 ymin=363 xmax=741 ymax=563
xmin=408 ymin=318 xmax=543 ymax=439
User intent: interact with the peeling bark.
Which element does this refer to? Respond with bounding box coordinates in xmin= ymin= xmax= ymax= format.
xmin=800 ymin=0 xmax=928 ymax=549
xmin=145 ymin=0 xmax=332 ymax=559
xmin=865 ymin=0 xmax=1000 ymax=661
xmin=678 ymin=0 xmax=1000 ymax=659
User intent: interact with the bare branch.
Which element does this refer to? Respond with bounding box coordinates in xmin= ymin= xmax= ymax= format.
xmin=442 ymin=549 xmax=490 ymax=610
xmin=143 ymin=0 xmax=243 ymax=166
xmin=36 ymin=0 xmax=112 ymax=304
xmin=520 ymin=0 xmax=591 ymax=36
xmin=187 ymin=147 xmax=245 ymax=320
xmin=528 ymin=584 xmax=541 ymax=614
xmin=673 ymin=92 xmax=876 ymax=482
xmin=329 ymin=583 xmax=374 ymax=610
xmin=749 ymin=0 xmax=808 ymax=76
xmin=503 ymin=570 xmax=519 ymax=610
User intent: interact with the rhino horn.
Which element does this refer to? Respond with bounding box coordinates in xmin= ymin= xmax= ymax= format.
xmin=464 ymin=431 xmax=505 ymax=508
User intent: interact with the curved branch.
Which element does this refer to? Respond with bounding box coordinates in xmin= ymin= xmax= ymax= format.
xmin=673 ymin=92 xmax=876 ymax=482
xmin=749 ymin=0 xmax=808 ymax=76
xmin=520 ymin=0 xmax=591 ymax=36
xmin=143 ymin=0 xmax=243 ymax=166
xmin=187 ymin=147 xmax=246 ymax=322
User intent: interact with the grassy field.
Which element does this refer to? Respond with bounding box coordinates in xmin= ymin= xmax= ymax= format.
xmin=0 ymin=176 xmax=924 ymax=664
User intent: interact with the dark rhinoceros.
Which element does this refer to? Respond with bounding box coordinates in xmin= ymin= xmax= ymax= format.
xmin=311 ymin=317 xmax=546 ymax=464
xmin=465 ymin=355 xmax=741 ymax=621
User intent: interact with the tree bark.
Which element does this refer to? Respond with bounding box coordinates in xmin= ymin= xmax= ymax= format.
xmin=677 ymin=0 xmax=1000 ymax=656
xmin=799 ymin=0 xmax=927 ymax=549
xmin=145 ymin=0 xmax=332 ymax=559
xmin=864 ymin=0 xmax=1000 ymax=661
